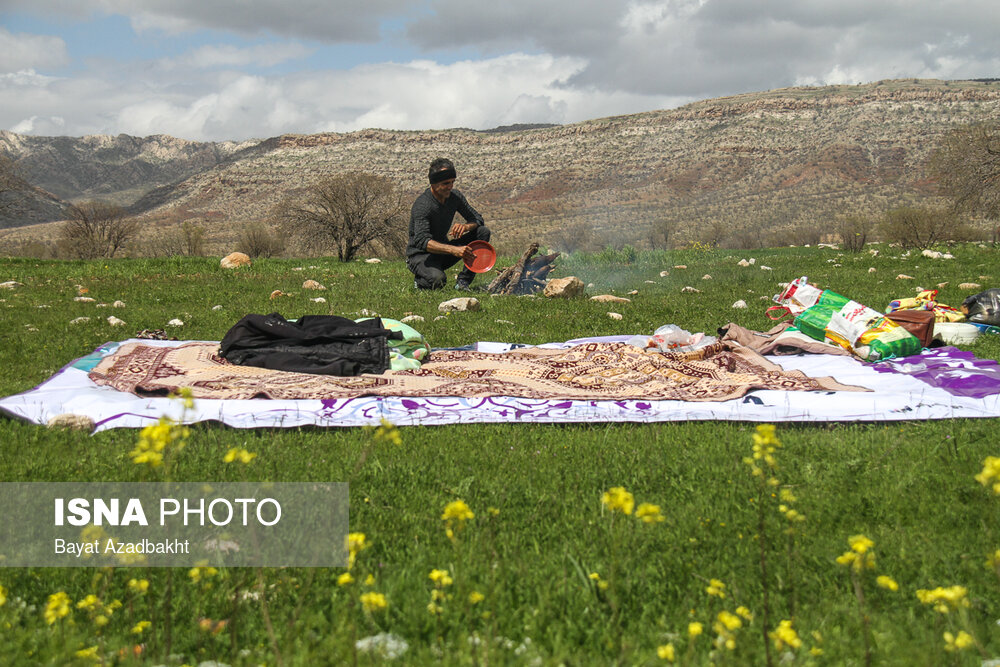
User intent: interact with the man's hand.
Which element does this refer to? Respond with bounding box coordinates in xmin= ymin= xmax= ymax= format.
xmin=449 ymin=222 xmax=476 ymax=239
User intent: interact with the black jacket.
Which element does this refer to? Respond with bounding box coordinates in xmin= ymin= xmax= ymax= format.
xmin=219 ymin=313 xmax=400 ymax=376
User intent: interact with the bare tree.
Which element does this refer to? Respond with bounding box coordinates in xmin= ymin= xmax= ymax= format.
xmin=929 ymin=123 xmax=1000 ymax=221
xmin=61 ymin=201 xmax=139 ymax=258
xmin=277 ymin=172 xmax=407 ymax=261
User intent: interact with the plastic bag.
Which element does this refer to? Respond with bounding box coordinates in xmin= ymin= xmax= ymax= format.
xmin=626 ymin=325 xmax=717 ymax=353
xmin=962 ymin=288 xmax=1000 ymax=326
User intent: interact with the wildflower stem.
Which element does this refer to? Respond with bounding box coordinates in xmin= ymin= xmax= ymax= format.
xmin=757 ymin=493 xmax=774 ymax=667
xmin=256 ymin=567 xmax=285 ymax=667
xmin=850 ymin=568 xmax=873 ymax=667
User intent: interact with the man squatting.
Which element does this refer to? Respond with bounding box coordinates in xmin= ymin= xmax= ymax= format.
xmin=406 ymin=158 xmax=492 ymax=291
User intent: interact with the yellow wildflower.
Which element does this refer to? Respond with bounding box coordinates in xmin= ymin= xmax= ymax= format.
xmin=688 ymin=622 xmax=703 ymax=638
xmin=131 ymin=416 xmax=189 ymax=467
xmin=468 ymin=591 xmax=485 ymax=604
xmin=188 ymin=566 xmax=218 ymax=583
xmin=442 ymin=499 xmax=475 ymax=522
xmin=128 ymin=578 xmax=149 ymax=594
xmin=44 ymin=591 xmax=71 ymax=625
xmin=488 ymin=507 xmax=500 ymax=516
xmin=172 ymin=387 xmax=196 ymax=410
xmin=706 ymin=578 xmax=726 ymax=599
xmin=876 ymin=575 xmax=899 ymax=591
xmin=848 ymin=535 xmax=875 ymax=554
xmin=364 ymin=574 xmax=375 ymax=586
xmin=735 ymin=606 xmax=753 ymax=621
xmin=600 ymin=487 xmax=635 ymax=515
xmin=717 ymin=610 xmax=742 ymax=631
xmin=975 ymin=456 xmax=1000 ymax=494
xmin=778 ymin=488 xmax=797 ymax=503
xmin=427 ymin=601 xmax=443 ymax=615
xmin=429 ymin=568 xmax=453 ymax=587
xmin=0 ymin=583 xmax=6 ymax=607
xmin=916 ymin=585 xmax=970 ymax=613
xmin=360 ymin=591 xmax=388 ymax=613
xmin=635 ymin=502 xmax=665 ymax=524
xmin=223 ymin=447 xmax=256 ymax=464
xmin=336 ymin=572 xmax=354 ymax=587
xmin=656 ymin=643 xmax=675 ymax=661
xmin=944 ymin=630 xmax=975 ymax=652
xmin=346 ymin=532 xmax=367 ymax=569
xmin=589 ymin=572 xmax=610 ymax=590
xmin=76 ymin=594 xmax=100 ymax=611
xmin=74 ymin=646 xmax=99 ymax=660
xmin=368 ymin=418 xmax=402 ymax=446
xmin=131 ymin=620 xmax=151 ymax=635
xmin=770 ymin=619 xmax=802 ymax=650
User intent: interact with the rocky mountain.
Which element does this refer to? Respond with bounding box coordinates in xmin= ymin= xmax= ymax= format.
xmin=3 ymin=79 xmax=1000 ymax=252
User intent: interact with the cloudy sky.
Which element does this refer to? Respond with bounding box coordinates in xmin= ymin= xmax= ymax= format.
xmin=2 ymin=1 xmax=999 ymax=142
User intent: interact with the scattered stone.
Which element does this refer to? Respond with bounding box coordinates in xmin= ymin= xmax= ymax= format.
xmin=37 ymin=304 xmax=49 ymax=309
xmin=401 ymin=315 xmax=425 ymax=324
xmin=586 ymin=283 xmax=595 ymax=289
xmin=659 ymin=271 xmax=670 ymax=277
xmin=434 ymin=315 xmax=447 ymax=321
xmin=869 ymin=249 xmax=879 ymax=256
xmin=644 ymin=280 xmax=656 ymax=284
xmin=167 ymin=319 xmax=184 ymax=327
xmin=0 ymin=281 xmax=22 ymax=289
xmin=292 ymin=267 xmax=304 ymax=271
xmin=921 ymin=249 xmax=955 ymax=259
xmin=702 ymin=274 xmax=713 ymax=280
xmin=348 ymin=274 xmax=355 ymax=278
xmin=607 ymin=312 xmax=623 ymax=320
xmin=543 ymin=276 xmax=584 ymax=298
xmin=439 ymin=297 xmax=480 ymax=312
xmin=628 ymin=290 xmax=638 ymax=295
xmin=310 ymin=297 xmax=327 ymax=304
xmin=732 ymin=300 xmax=748 ymax=309
xmin=269 ymin=290 xmax=285 ymax=299
xmin=359 ymin=309 xmax=378 ymax=317
xmin=25 ymin=324 xmax=38 ymax=332
xmin=959 ymin=282 xmax=982 ymax=290
xmin=737 ymin=259 xmax=750 ymax=267
xmin=868 ymin=267 xmax=877 ymax=273
xmin=896 ymin=274 xmax=915 ymax=280
xmin=937 ymin=282 xmax=949 ymax=288
xmin=76 ymin=285 xmax=88 ymax=295
xmin=673 ymin=265 xmax=687 ymax=269
xmin=70 ymin=317 xmax=90 ymax=324
xmin=760 ymin=265 xmax=773 ymax=271
xmin=590 ymin=294 xmax=631 ymax=303
xmin=748 ymin=258 xmax=756 ymax=265
xmin=302 ymin=280 xmax=326 ymax=290
xmin=365 ymin=258 xmax=382 ymax=264
xmin=113 ymin=300 xmax=125 ymax=308
xmin=221 ymin=252 xmax=252 ymax=269
xmin=107 ymin=316 xmax=126 ymax=327
xmin=833 ymin=264 xmax=842 ymax=268
xmin=495 ymin=319 xmax=514 ymax=325
xmin=355 ymin=632 xmax=409 ymax=660
xmin=980 ymin=275 xmax=991 ymax=280
xmin=212 ymin=305 xmax=223 ymax=311
xmin=95 ymin=303 xmax=108 ymax=308
xmin=47 ymin=414 xmax=95 ymax=431
xmin=681 ymin=286 xmax=701 ymax=294
xmin=74 ymin=296 xmax=95 ymax=302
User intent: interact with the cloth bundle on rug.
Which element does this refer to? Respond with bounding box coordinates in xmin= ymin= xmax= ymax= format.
xmin=88 ymin=340 xmax=865 ymax=402
xmin=219 ymin=313 xmax=399 ymax=376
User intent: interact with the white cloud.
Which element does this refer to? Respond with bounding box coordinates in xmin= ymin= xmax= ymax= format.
xmin=0 ymin=28 xmax=68 ymax=74
xmin=176 ymin=43 xmax=314 ymax=69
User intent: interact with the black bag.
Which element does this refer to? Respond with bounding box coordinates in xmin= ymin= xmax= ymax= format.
xmin=219 ymin=313 xmax=400 ymax=376
xmin=962 ymin=288 xmax=1000 ymax=326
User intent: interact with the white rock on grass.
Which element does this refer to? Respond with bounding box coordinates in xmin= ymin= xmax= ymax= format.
xmin=681 ymin=286 xmax=701 ymax=293
xmin=401 ymin=315 xmax=425 ymax=323
xmin=365 ymin=258 xmax=382 ymax=264
xmin=107 ymin=316 xmax=126 ymax=327
xmin=113 ymin=300 xmax=126 ymax=308
xmin=355 ymin=633 xmax=409 ymax=660
xmin=673 ymin=265 xmax=687 ymax=269
xmin=748 ymin=258 xmax=756 ymax=265
xmin=543 ymin=276 xmax=584 ymax=298
xmin=702 ymin=274 xmax=713 ymax=280
xmin=732 ymin=300 xmax=748 ymax=309
xmin=212 ymin=305 xmax=223 ymax=311
xmin=659 ymin=271 xmax=670 ymax=277
xmin=868 ymin=267 xmax=877 ymax=273
xmin=46 ymin=414 xmax=95 ymax=431
xmin=310 ymin=297 xmax=327 ymax=304
xmin=359 ymin=308 xmax=378 ymax=317
xmin=607 ymin=312 xmax=623 ymax=320
xmin=302 ymin=280 xmax=326 ymax=290
xmin=438 ymin=297 xmax=480 ymax=312
xmin=644 ymin=280 xmax=657 ymax=284
xmin=167 ymin=319 xmax=184 ymax=327
xmin=628 ymin=290 xmax=638 ymax=295
xmin=70 ymin=317 xmax=90 ymax=324
xmin=74 ymin=296 xmax=95 ymax=302
xmin=590 ymin=294 xmax=631 ymax=303
xmin=0 ymin=281 xmax=23 ymax=289
xmin=760 ymin=265 xmax=773 ymax=271
xmin=495 ymin=319 xmax=514 ymax=325
xmin=896 ymin=274 xmax=915 ymax=280
xmin=737 ymin=259 xmax=750 ymax=267
xmin=221 ymin=252 xmax=251 ymax=269
xmin=937 ymin=282 xmax=949 ymax=288
xmin=960 ymin=282 xmax=982 ymax=290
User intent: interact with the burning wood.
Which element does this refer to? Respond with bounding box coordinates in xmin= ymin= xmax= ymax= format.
xmin=486 ymin=243 xmax=561 ymax=295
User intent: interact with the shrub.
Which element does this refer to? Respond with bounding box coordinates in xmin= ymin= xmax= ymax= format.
xmin=835 ymin=215 xmax=875 ymax=252
xmin=878 ymin=207 xmax=973 ymax=249
xmin=237 ymin=222 xmax=286 ymax=258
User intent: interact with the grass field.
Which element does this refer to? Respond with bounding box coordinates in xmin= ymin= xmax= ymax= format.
xmin=1 ymin=243 xmax=999 ymax=665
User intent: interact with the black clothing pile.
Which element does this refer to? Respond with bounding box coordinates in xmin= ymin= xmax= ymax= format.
xmin=219 ymin=313 xmax=401 ymax=376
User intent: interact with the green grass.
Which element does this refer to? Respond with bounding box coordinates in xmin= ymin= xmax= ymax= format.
xmin=1 ymin=244 xmax=999 ymax=665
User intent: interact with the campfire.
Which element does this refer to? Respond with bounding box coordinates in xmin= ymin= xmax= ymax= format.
xmin=486 ymin=243 xmax=561 ymax=295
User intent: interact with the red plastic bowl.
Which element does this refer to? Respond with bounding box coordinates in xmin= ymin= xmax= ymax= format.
xmin=464 ymin=240 xmax=496 ymax=273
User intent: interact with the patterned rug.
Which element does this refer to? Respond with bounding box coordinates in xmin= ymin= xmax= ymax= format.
xmin=88 ymin=341 xmax=865 ymax=402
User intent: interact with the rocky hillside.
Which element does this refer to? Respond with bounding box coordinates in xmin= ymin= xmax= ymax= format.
xmin=3 ymin=79 xmax=1000 ymax=252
